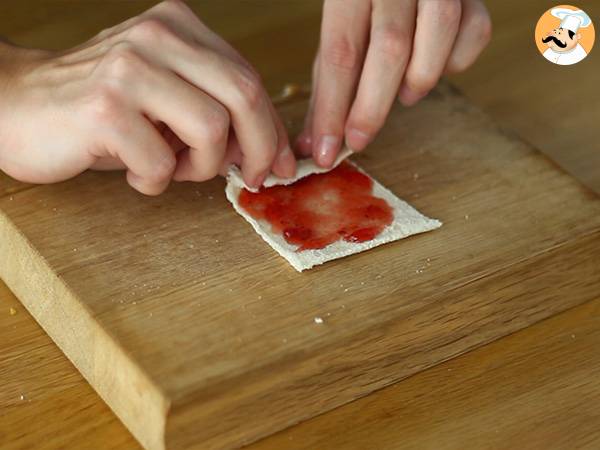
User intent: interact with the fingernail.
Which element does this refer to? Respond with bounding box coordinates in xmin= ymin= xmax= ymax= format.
xmin=275 ymin=145 xmax=297 ymax=178
xmin=345 ymin=128 xmax=372 ymax=152
xmin=399 ymin=85 xmax=428 ymax=106
xmin=316 ymin=135 xmax=340 ymax=167
xmin=252 ymin=170 xmax=269 ymax=189
xmin=294 ymin=130 xmax=313 ymax=157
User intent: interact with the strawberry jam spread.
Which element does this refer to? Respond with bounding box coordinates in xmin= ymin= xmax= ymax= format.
xmin=238 ymin=162 xmax=393 ymax=251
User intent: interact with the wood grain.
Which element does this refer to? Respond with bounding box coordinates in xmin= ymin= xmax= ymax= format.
xmin=449 ymin=0 xmax=600 ymax=194
xmin=2 ymin=80 xmax=600 ymax=449
xmin=254 ymin=295 xmax=600 ymax=450
xmin=1 ymin=1 xmax=600 ymax=449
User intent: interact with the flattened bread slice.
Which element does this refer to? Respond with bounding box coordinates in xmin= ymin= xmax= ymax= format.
xmin=225 ymin=150 xmax=441 ymax=272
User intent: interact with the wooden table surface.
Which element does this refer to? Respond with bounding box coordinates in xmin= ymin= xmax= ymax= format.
xmin=1 ymin=1 xmax=599 ymax=449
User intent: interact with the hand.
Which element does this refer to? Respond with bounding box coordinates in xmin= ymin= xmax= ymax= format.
xmin=0 ymin=0 xmax=295 ymax=195
xmin=296 ymin=0 xmax=492 ymax=167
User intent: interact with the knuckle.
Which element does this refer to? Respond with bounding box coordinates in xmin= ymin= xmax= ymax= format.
xmin=104 ymin=45 xmax=146 ymax=81
xmin=148 ymin=155 xmax=176 ymax=183
xmin=129 ymin=17 xmax=173 ymax=42
xmin=193 ymin=161 xmax=220 ymax=182
xmin=405 ymin=71 xmax=438 ymax=95
xmin=232 ymin=67 xmax=264 ymax=111
xmin=323 ymin=36 xmax=360 ymax=72
xmin=350 ymin=112 xmax=385 ymax=136
xmin=87 ymin=85 xmax=122 ymax=125
xmin=204 ymin=106 xmax=230 ymax=145
xmin=159 ymin=0 xmax=190 ymax=14
xmin=373 ymin=24 xmax=411 ymax=61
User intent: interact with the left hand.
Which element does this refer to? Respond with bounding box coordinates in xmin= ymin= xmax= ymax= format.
xmin=296 ymin=0 xmax=492 ymax=167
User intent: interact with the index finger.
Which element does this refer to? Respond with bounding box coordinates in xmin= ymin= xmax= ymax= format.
xmin=310 ymin=0 xmax=371 ymax=167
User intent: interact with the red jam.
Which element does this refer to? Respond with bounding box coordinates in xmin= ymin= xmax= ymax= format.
xmin=239 ymin=162 xmax=393 ymax=251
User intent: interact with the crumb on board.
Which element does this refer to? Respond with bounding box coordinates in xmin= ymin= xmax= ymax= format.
xmin=9 ymin=307 xmax=17 ymax=316
xmin=19 ymin=394 xmax=25 ymax=401
xmin=465 ymin=214 xmax=470 ymax=220
xmin=413 ymin=173 xmax=419 ymax=180
xmin=314 ymin=317 xmax=324 ymax=324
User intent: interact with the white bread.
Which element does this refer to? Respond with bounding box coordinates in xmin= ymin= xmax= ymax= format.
xmin=225 ymin=151 xmax=441 ymax=272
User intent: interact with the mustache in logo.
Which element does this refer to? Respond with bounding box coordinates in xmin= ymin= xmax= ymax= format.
xmin=542 ymin=35 xmax=567 ymax=48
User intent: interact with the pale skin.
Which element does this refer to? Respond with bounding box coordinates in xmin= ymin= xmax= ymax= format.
xmin=0 ymin=0 xmax=491 ymax=196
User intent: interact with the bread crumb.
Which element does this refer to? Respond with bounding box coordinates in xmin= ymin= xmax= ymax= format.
xmin=9 ymin=307 xmax=17 ymax=316
xmin=19 ymin=394 xmax=25 ymax=401
xmin=464 ymin=214 xmax=470 ymax=220
xmin=314 ymin=317 xmax=324 ymax=324
xmin=413 ymin=173 xmax=419 ymax=180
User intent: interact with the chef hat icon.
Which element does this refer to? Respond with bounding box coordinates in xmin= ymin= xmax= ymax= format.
xmin=551 ymin=8 xmax=592 ymax=33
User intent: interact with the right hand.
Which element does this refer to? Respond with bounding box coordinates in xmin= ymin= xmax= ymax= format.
xmin=0 ymin=0 xmax=296 ymax=195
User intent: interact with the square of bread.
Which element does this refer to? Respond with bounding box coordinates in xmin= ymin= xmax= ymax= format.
xmin=225 ymin=153 xmax=441 ymax=272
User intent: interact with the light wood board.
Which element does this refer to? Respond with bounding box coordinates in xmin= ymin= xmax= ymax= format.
xmin=1 ymin=83 xmax=600 ymax=450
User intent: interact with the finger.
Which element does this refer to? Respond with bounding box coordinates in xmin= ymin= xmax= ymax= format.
xmin=295 ymin=47 xmax=321 ymax=158
xmin=345 ymin=0 xmax=417 ymax=152
xmin=124 ymin=19 xmax=279 ymax=188
xmin=399 ymin=0 xmax=462 ymax=106
xmin=219 ymin=134 xmax=244 ymax=177
xmin=445 ymin=0 xmax=492 ymax=74
xmin=103 ymin=46 xmax=231 ymax=183
xmin=190 ymin=28 xmax=296 ymax=180
xmin=103 ymin=112 xmax=176 ymax=196
xmin=166 ymin=12 xmax=296 ymax=180
xmin=311 ymin=0 xmax=371 ymax=167
xmin=268 ymin=100 xmax=296 ymax=179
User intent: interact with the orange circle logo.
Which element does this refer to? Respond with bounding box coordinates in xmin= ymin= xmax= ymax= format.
xmin=535 ymin=4 xmax=595 ymax=65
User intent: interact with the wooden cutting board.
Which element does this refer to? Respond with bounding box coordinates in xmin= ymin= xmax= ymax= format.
xmin=1 ymin=83 xmax=599 ymax=450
